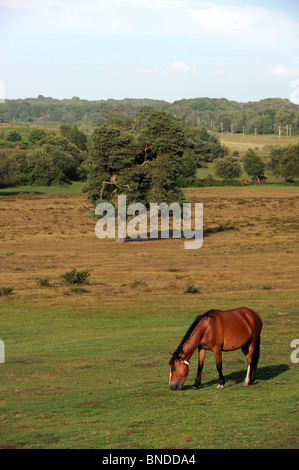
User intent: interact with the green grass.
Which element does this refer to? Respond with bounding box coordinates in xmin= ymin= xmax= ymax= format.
xmin=0 ymin=182 xmax=298 ymax=449
xmin=0 ymin=302 xmax=297 ymax=449
xmin=0 ymin=181 xmax=84 ymax=196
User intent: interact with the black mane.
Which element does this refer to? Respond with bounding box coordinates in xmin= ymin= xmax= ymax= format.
xmin=169 ymin=310 xmax=214 ymax=365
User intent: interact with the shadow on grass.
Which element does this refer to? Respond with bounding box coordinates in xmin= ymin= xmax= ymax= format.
xmin=183 ymin=364 xmax=289 ymax=390
xmin=125 ymin=225 xmax=234 ymax=243
xmin=0 ymin=191 xmax=45 ymax=196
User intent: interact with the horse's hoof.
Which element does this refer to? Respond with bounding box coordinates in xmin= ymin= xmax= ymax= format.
xmin=217 ymin=384 xmax=224 ymax=389
xmin=191 ymin=385 xmax=200 ymax=390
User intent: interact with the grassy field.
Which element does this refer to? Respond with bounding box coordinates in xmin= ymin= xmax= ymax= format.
xmin=0 ymin=184 xmax=298 ymax=449
xmin=196 ymin=133 xmax=299 ymax=183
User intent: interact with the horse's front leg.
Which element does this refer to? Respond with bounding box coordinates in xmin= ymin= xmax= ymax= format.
xmin=192 ymin=347 xmax=206 ymax=390
xmin=214 ymin=347 xmax=225 ymax=389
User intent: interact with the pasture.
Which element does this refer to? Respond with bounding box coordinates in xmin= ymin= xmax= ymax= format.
xmin=198 ymin=133 xmax=299 ymax=182
xmin=0 ymin=185 xmax=298 ymax=449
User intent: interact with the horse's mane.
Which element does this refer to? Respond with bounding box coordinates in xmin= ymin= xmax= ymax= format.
xmin=169 ymin=310 xmax=214 ymax=365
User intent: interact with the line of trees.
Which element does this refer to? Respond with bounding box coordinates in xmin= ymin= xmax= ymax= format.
xmin=0 ymin=96 xmax=298 ymax=135
xmin=213 ymin=145 xmax=299 ymax=183
xmin=0 ymin=109 xmax=298 ymax=195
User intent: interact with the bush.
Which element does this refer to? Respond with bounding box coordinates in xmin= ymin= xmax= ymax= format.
xmin=6 ymin=130 xmax=22 ymax=142
xmin=0 ymin=287 xmax=14 ymax=296
xmin=185 ymin=283 xmax=199 ymax=294
xmin=29 ymin=129 xmax=47 ymax=145
xmin=215 ymin=156 xmax=242 ymax=179
xmin=36 ymin=277 xmax=51 ymax=287
xmin=268 ymin=144 xmax=299 ymax=182
xmin=243 ymin=149 xmax=265 ymax=183
xmin=62 ymin=268 xmax=91 ymax=285
xmin=130 ymin=279 xmax=148 ymax=288
xmin=0 ymin=152 xmax=20 ymax=187
xmin=69 ymin=287 xmax=90 ymax=294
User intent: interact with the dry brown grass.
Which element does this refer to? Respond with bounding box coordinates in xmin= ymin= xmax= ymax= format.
xmin=0 ymin=186 xmax=298 ymax=314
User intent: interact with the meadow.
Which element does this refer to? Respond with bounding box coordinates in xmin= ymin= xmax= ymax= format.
xmin=198 ymin=133 xmax=299 ymax=183
xmin=0 ymin=180 xmax=298 ymax=449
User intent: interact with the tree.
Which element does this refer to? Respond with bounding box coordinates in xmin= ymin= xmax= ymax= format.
xmin=29 ymin=128 xmax=47 ymax=145
xmin=6 ymin=130 xmax=22 ymax=142
xmin=36 ymin=135 xmax=86 ymax=180
xmin=268 ymin=144 xmax=299 ymax=182
xmin=215 ymin=156 xmax=242 ymax=179
xmin=243 ymin=149 xmax=265 ymax=183
xmin=281 ymin=144 xmax=299 ymax=181
xmin=83 ymin=110 xmax=196 ymax=207
xmin=186 ymin=126 xmax=228 ymax=165
xmin=0 ymin=152 xmax=20 ymax=187
xmin=26 ymin=147 xmax=56 ymax=185
xmin=60 ymin=124 xmax=87 ymax=150
xmin=26 ymin=135 xmax=87 ymax=185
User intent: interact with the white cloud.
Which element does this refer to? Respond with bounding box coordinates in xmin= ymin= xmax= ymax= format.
xmin=270 ymin=65 xmax=299 ymax=77
xmin=171 ymin=61 xmax=196 ymax=73
xmin=2 ymin=0 xmax=298 ymax=38
xmin=154 ymin=1 xmax=185 ymax=9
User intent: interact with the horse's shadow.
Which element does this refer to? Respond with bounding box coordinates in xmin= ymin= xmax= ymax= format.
xmin=184 ymin=364 xmax=289 ymax=390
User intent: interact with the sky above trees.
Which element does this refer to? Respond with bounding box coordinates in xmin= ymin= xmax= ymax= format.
xmin=0 ymin=0 xmax=299 ymax=102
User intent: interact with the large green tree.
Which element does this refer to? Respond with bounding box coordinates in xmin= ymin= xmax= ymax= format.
xmin=83 ymin=110 xmax=196 ymax=207
xmin=26 ymin=135 xmax=87 ymax=185
xmin=215 ymin=156 xmax=242 ymax=179
xmin=243 ymin=149 xmax=266 ymax=183
xmin=0 ymin=152 xmax=20 ymax=187
xmin=268 ymin=144 xmax=299 ymax=182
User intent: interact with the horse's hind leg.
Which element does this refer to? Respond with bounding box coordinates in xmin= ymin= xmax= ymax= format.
xmin=242 ymin=336 xmax=260 ymax=385
xmin=192 ymin=347 xmax=206 ymax=390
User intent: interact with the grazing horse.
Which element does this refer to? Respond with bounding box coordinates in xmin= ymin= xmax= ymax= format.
xmin=169 ymin=307 xmax=262 ymax=391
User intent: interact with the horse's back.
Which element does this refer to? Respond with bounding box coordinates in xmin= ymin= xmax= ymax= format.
xmin=212 ymin=307 xmax=262 ymax=351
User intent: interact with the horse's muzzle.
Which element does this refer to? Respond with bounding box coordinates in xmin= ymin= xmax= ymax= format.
xmin=169 ymin=382 xmax=182 ymax=391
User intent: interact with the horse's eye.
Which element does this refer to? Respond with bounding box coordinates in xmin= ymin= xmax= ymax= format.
xmin=171 ymin=367 xmax=176 ymax=372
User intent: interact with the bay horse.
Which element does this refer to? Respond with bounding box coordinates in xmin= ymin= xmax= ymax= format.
xmin=169 ymin=307 xmax=262 ymax=391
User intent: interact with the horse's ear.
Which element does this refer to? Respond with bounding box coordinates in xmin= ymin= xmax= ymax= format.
xmin=169 ymin=352 xmax=174 ymax=356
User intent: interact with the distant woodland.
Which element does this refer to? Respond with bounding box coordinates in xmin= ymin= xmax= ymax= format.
xmin=1 ymin=96 xmax=299 ymax=135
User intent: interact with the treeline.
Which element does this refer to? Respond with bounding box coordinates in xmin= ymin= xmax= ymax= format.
xmin=0 ymin=109 xmax=298 ymax=196
xmin=0 ymin=109 xmax=227 ymax=194
xmin=0 ymin=95 xmax=298 ymax=135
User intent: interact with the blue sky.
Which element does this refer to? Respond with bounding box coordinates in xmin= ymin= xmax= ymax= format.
xmin=0 ymin=0 xmax=299 ymax=102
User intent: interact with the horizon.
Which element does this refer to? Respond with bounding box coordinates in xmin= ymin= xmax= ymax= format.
xmin=2 ymin=95 xmax=299 ymax=106
xmin=1 ymin=1 xmax=299 ymax=103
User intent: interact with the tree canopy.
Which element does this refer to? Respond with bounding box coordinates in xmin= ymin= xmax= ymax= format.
xmin=268 ymin=144 xmax=299 ymax=182
xmin=83 ymin=110 xmax=199 ymax=206
xmin=243 ymin=149 xmax=266 ymax=183
xmin=1 ymin=96 xmax=298 ymax=136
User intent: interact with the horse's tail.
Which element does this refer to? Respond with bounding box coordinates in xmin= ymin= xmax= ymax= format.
xmin=250 ymin=335 xmax=261 ymax=383
xmin=252 ymin=335 xmax=260 ymax=367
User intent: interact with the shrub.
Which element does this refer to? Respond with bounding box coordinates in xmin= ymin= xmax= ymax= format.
xmin=29 ymin=129 xmax=47 ymax=145
xmin=62 ymin=268 xmax=91 ymax=285
xmin=0 ymin=152 xmax=20 ymax=187
xmin=36 ymin=277 xmax=51 ymax=287
xmin=6 ymin=130 xmax=22 ymax=142
xmin=130 ymin=279 xmax=148 ymax=288
xmin=70 ymin=287 xmax=90 ymax=294
xmin=185 ymin=283 xmax=199 ymax=294
xmin=215 ymin=156 xmax=242 ymax=179
xmin=243 ymin=149 xmax=265 ymax=183
xmin=0 ymin=287 xmax=14 ymax=296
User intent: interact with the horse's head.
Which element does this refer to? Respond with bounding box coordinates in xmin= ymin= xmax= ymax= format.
xmin=169 ymin=352 xmax=190 ymax=390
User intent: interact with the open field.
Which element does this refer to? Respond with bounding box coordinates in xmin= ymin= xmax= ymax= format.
xmin=219 ymin=133 xmax=299 ymax=153
xmin=0 ymin=185 xmax=298 ymax=449
xmin=196 ymin=133 xmax=299 ymax=183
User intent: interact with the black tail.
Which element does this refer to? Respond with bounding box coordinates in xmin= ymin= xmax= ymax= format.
xmin=250 ymin=335 xmax=260 ymax=383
